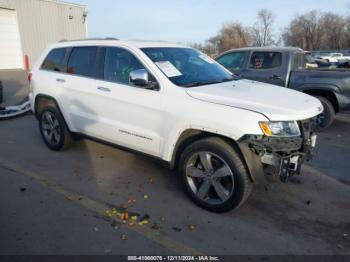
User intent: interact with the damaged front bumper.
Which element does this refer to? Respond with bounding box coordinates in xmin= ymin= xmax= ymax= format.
xmin=239 ymin=119 xmax=317 ymax=183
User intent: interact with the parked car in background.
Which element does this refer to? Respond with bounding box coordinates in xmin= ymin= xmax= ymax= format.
xmin=216 ymin=47 xmax=350 ymax=129
xmin=29 ymin=39 xmax=322 ymax=212
xmin=320 ymin=53 xmax=350 ymax=63
xmin=305 ymin=52 xmax=332 ymax=68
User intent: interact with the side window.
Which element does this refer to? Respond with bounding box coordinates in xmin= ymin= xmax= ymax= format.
xmin=293 ymin=53 xmax=307 ymax=70
xmin=216 ymin=52 xmax=247 ymax=71
xmin=249 ymin=52 xmax=282 ymax=70
xmin=41 ymin=48 xmax=67 ymax=72
xmin=104 ymin=47 xmax=146 ymax=85
xmin=67 ymin=47 xmax=98 ymax=78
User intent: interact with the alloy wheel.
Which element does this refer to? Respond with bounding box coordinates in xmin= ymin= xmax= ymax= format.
xmin=41 ymin=111 xmax=61 ymax=146
xmin=185 ymin=151 xmax=234 ymax=205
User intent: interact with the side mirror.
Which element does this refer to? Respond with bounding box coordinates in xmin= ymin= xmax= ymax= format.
xmin=129 ymin=69 xmax=149 ymax=87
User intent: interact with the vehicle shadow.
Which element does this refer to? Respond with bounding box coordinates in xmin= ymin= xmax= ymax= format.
xmin=60 ymin=97 xmax=184 ymax=210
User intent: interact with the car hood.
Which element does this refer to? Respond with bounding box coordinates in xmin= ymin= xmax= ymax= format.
xmin=186 ymin=79 xmax=323 ymax=121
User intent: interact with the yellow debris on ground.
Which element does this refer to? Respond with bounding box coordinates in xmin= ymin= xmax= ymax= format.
xmin=121 ymin=212 xmax=129 ymax=221
xmin=188 ymin=224 xmax=196 ymax=230
xmin=139 ymin=220 xmax=149 ymax=225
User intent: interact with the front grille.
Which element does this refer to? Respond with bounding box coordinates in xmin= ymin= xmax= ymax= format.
xmin=242 ymin=135 xmax=303 ymax=153
xmin=261 ymin=136 xmax=303 ymax=152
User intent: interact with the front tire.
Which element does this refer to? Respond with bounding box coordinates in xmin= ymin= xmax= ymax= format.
xmin=39 ymin=106 xmax=73 ymax=151
xmin=179 ymin=137 xmax=252 ymax=212
xmin=315 ymin=96 xmax=335 ymax=130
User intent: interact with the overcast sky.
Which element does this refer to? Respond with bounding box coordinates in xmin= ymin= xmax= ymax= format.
xmin=72 ymin=0 xmax=350 ymax=43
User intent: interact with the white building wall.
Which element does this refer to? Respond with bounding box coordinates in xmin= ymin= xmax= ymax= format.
xmin=0 ymin=8 xmax=23 ymax=69
xmin=0 ymin=0 xmax=87 ymax=68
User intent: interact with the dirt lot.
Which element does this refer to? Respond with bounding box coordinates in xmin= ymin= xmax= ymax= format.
xmin=0 ymin=113 xmax=349 ymax=256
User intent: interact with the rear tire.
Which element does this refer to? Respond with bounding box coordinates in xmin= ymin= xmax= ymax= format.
xmin=38 ymin=105 xmax=73 ymax=151
xmin=179 ymin=137 xmax=252 ymax=213
xmin=315 ymin=96 xmax=335 ymax=130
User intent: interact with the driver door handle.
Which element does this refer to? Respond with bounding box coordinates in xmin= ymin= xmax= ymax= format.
xmin=97 ymin=86 xmax=111 ymax=92
xmin=269 ymin=75 xmax=281 ymax=80
xmin=56 ymin=78 xmax=66 ymax=83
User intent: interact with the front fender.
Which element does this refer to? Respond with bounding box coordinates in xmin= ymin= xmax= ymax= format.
xmin=163 ymin=125 xmax=239 ymax=165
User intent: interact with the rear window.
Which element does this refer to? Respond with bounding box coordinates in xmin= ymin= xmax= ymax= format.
xmin=67 ymin=47 xmax=98 ymax=78
xmin=41 ymin=48 xmax=67 ymax=72
xmin=293 ymin=53 xmax=307 ymax=70
xmin=249 ymin=52 xmax=282 ymax=69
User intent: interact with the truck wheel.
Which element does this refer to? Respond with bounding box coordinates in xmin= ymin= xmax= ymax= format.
xmin=39 ymin=106 xmax=73 ymax=151
xmin=179 ymin=137 xmax=252 ymax=212
xmin=315 ymin=96 xmax=335 ymax=130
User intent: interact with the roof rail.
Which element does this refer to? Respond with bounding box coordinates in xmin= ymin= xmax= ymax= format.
xmin=59 ymin=37 xmax=119 ymax=43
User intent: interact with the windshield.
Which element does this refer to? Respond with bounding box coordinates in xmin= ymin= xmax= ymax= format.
xmin=141 ymin=47 xmax=234 ymax=87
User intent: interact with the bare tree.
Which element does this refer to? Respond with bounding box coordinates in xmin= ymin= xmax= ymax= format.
xmin=251 ymin=9 xmax=276 ymax=46
xmin=208 ymin=22 xmax=252 ymax=53
xmin=343 ymin=16 xmax=350 ymax=48
xmin=322 ymin=13 xmax=346 ymax=50
xmin=194 ymin=9 xmax=350 ymax=55
xmin=282 ymin=10 xmax=348 ymax=50
xmin=189 ymin=42 xmax=217 ymax=57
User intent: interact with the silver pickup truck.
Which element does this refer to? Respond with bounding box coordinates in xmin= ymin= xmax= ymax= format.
xmin=216 ymin=47 xmax=350 ymax=129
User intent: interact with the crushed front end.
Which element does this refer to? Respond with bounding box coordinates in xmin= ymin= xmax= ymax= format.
xmin=239 ymin=119 xmax=317 ymax=182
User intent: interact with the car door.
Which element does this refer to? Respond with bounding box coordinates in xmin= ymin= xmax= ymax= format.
xmin=58 ymin=46 xmax=107 ymax=135
xmin=88 ymin=46 xmax=164 ymax=157
xmin=243 ymin=51 xmax=288 ymax=87
xmin=38 ymin=47 xmax=70 ymax=96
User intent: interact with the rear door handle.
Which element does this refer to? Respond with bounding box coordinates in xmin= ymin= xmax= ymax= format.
xmin=97 ymin=86 xmax=111 ymax=92
xmin=56 ymin=78 xmax=66 ymax=83
xmin=269 ymin=75 xmax=281 ymax=80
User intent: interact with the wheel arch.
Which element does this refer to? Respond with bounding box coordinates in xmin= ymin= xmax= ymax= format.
xmin=34 ymin=94 xmax=61 ymax=118
xmin=34 ymin=94 xmax=73 ymax=133
xmin=169 ymin=129 xmax=255 ymax=182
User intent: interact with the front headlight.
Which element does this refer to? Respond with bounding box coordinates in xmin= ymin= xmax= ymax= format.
xmin=259 ymin=121 xmax=301 ymax=137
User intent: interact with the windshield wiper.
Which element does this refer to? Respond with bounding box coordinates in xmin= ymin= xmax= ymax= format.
xmin=183 ymin=78 xmax=235 ymax=88
xmin=183 ymin=81 xmax=220 ymax=87
xmin=222 ymin=77 xmax=236 ymax=82
xmin=232 ymin=73 xmax=242 ymax=80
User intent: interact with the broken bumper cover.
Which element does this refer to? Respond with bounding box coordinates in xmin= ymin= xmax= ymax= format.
xmin=0 ymin=99 xmax=31 ymax=120
xmin=239 ymin=120 xmax=317 ymax=182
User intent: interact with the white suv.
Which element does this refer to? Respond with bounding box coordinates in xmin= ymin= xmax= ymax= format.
xmin=29 ymin=39 xmax=322 ymax=212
